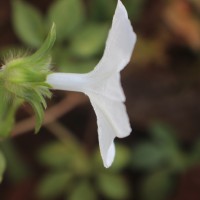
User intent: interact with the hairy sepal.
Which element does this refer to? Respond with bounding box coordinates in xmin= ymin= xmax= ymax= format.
xmin=0 ymin=24 xmax=56 ymax=133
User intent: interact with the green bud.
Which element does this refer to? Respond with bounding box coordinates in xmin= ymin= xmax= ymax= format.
xmin=0 ymin=24 xmax=56 ymax=134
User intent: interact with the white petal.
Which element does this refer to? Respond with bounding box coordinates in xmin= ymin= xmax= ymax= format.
xmin=88 ymin=93 xmax=131 ymax=167
xmin=82 ymin=0 xmax=135 ymax=167
xmin=92 ymin=0 xmax=136 ymax=75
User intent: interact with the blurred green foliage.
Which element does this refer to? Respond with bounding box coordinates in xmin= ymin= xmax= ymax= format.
xmin=12 ymin=1 xmax=45 ymax=48
xmin=47 ymin=0 xmax=85 ymax=42
xmin=0 ymin=140 xmax=30 ymax=183
xmin=0 ymin=90 xmax=22 ymax=138
xmin=132 ymin=122 xmax=200 ymax=200
xmin=0 ymin=149 xmax=6 ymax=183
xmin=141 ymin=169 xmax=173 ymax=200
xmin=37 ymin=138 xmax=131 ymax=200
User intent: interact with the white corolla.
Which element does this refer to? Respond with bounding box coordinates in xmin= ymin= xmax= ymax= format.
xmin=46 ymin=0 xmax=137 ymax=167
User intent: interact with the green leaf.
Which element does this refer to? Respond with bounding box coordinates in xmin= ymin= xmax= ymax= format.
xmin=59 ymin=60 xmax=97 ymax=73
xmin=149 ymin=122 xmax=177 ymax=147
xmin=38 ymin=141 xmax=89 ymax=174
xmin=141 ymin=170 xmax=173 ymax=200
xmin=189 ymin=139 xmax=200 ymax=166
xmin=0 ymin=150 xmax=6 ymax=183
xmin=0 ymin=87 xmax=22 ymax=137
xmin=110 ymin=144 xmax=131 ymax=172
xmin=12 ymin=1 xmax=45 ymax=48
xmin=70 ymin=23 xmax=109 ymax=59
xmin=132 ymin=140 xmax=186 ymax=172
xmin=149 ymin=122 xmax=176 ymax=145
xmin=92 ymin=149 xmax=106 ymax=171
xmin=68 ymin=180 xmax=97 ymax=200
xmin=52 ymin=45 xmax=98 ymax=73
xmin=97 ymin=174 xmax=130 ymax=200
xmin=1 ymin=140 xmax=30 ymax=183
xmin=26 ymin=23 xmax=56 ymax=67
xmin=149 ymin=123 xmax=187 ymax=171
xmin=132 ymin=143 xmax=165 ymax=170
xmin=165 ymin=148 xmax=187 ymax=172
xmin=90 ymin=0 xmax=116 ymax=21
xmin=26 ymin=90 xmax=45 ymax=133
xmin=37 ymin=172 xmax=73 ymax=199
xmin=47 ymin=0 xmax=85 ymax=41
xmin=38 ymin=141 xmax=78 ymax=169
xmin=58 ymin=58 xmax=98 ymax=73
xmin=123 ymin=0 xmax=147 ymax=22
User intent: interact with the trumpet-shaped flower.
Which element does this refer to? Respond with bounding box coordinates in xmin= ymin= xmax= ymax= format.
xmin=47 ymin=0 xmax=136 ymax=167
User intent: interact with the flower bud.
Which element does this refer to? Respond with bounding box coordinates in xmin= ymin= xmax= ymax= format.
xmin=0 ymin=24 xmax=56 ymax=134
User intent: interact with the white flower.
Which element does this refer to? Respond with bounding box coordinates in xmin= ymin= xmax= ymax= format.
xmin=46 ymin=0 xmax=136 ymax=167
